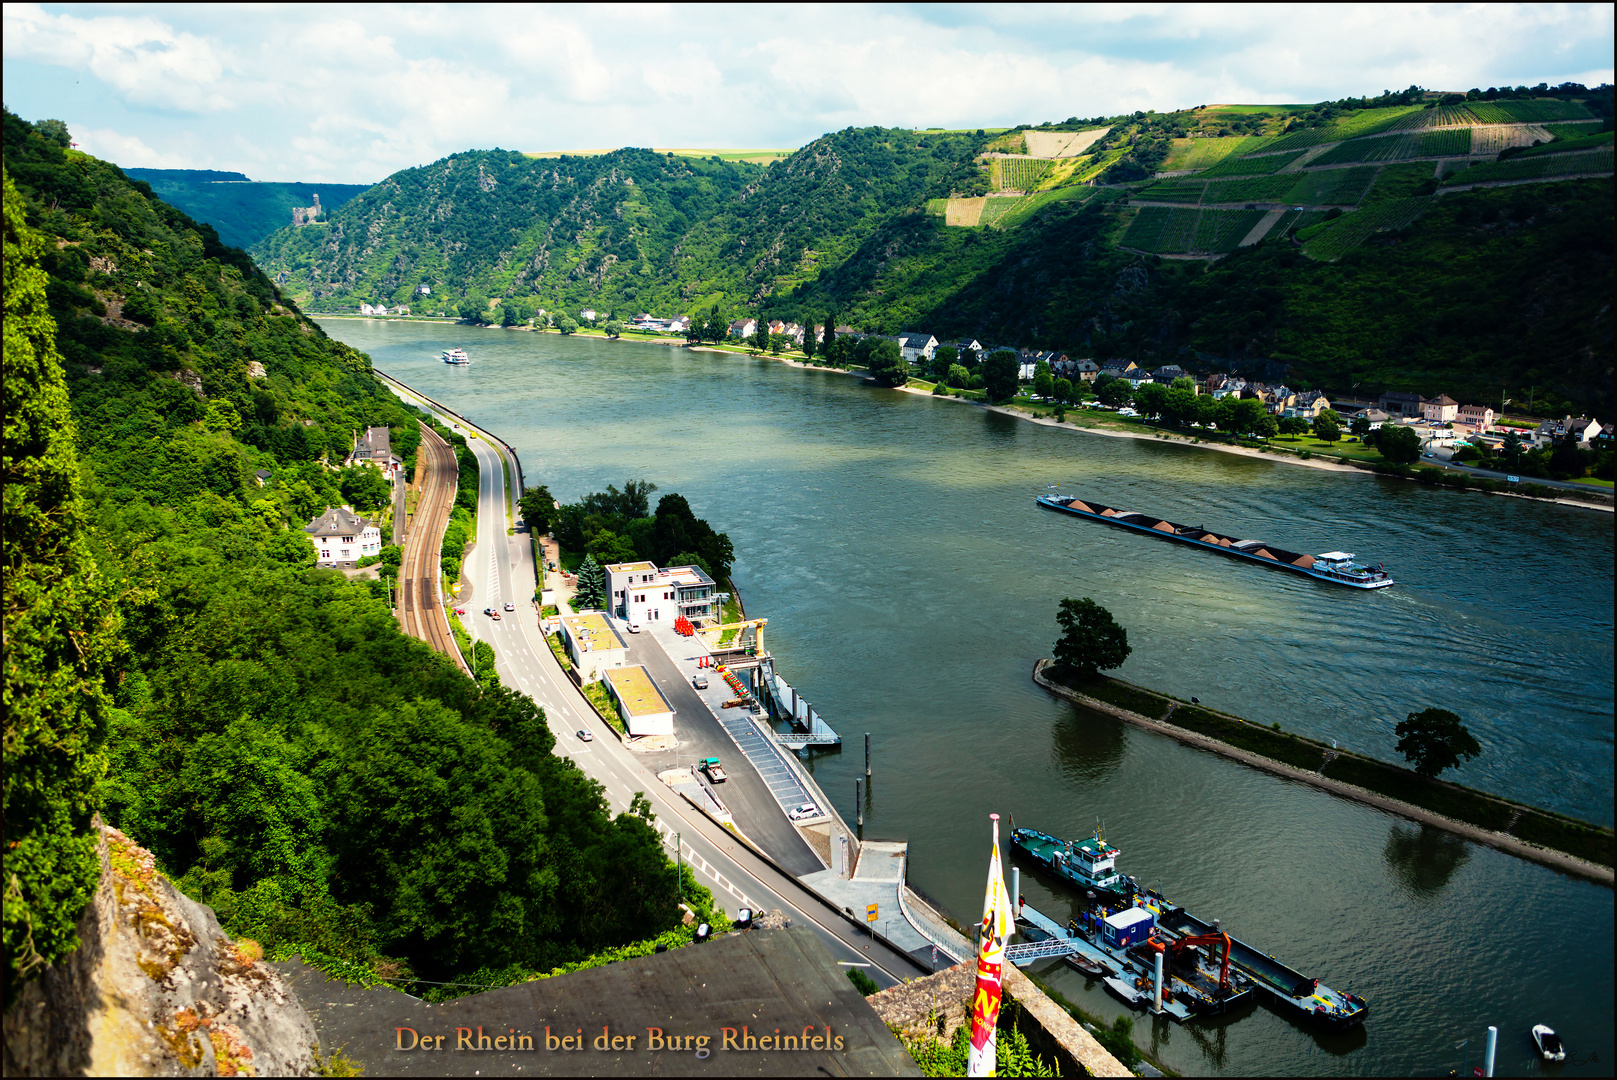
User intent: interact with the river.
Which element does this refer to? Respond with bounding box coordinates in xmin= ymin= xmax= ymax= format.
xmin=323 ymin=319 xmax=1614 ymax=1078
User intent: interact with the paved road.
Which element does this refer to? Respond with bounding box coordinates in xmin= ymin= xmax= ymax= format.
xmin=425 ymin=417 xmax=929 ymax=987
xmin=1419 ymin=450 xmax=1613 ymax=496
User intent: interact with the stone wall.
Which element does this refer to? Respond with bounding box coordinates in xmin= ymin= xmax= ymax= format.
xmin=867 ymin=960 xmax=1134 ymax=1077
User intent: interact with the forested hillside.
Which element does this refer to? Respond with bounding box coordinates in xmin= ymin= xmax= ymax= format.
xmin=122 ymin=168 xmax=371 ymax=249
xmin=2 ymin=109 xmax=715 ymax=997
xmin=253 ymin=147 xmax=762 ymax=317
xmin=252 ymin=127 xmax=984 ymax=317
xmin=765 ymin=176 xmax=1615 ymax=415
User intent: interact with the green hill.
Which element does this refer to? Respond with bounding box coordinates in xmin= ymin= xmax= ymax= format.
xmin=2 ymin=107 xmax=716 ymax=997
xmin=121 ymin=168 xmax=371 ymax=250
xmin=252 ymin=128 xmax=983 ymax=317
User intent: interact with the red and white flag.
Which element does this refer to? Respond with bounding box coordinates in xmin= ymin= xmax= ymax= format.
xmin=967 ymin=814 xmax=1014 ymax=1076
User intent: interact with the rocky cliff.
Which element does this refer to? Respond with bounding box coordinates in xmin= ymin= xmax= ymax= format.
xmin=3 ymin=822 xmax=320 ymax=1077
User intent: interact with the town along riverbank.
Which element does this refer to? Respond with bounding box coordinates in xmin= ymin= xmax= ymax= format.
xmin=1033 ymin=661 xmax=1613 ymax=879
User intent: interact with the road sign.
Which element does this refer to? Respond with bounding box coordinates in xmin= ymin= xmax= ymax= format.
xmin=866 ymin=904 xmax=878 ymax=923
xmin=1507 ymin=475 xmax=1521 ymax=483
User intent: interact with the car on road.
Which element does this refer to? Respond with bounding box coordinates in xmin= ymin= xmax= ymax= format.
xmin=699 ymin=757 xmax=727 ymax=783
xmin=576 ymin=729 xmax=593 ymax=742
xmin=627 ymin=621 xmax=641 ymax=634
xmin=455 ymin=607 xmax=467 ymax=615
xmin=692 ymin=673 xmax=709 ymax=690
xmin=788 ymin=804 xmax=819 ymax=821
xmin=504 ymin=602 xmax=515 ymax=611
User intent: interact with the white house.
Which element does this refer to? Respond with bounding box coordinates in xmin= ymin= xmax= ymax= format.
xmin=305 ymin=505 xmax=382 ymax=566
xmin=729 ymin=318 xmax=758 ymax=340
xmin=1421 ymin=394 xmax=1459 ymax=424
xmin=603 ymin=665 xmax=675 ymax=737
xmin=580 ymin=308 xmax=598 ymax=321
xmin=559 ymin=611 xmax=628 ymax=681
xmin=606 ymin=560 xmax=717 ymax=626
xmin=348 ymin=425 xmax=401 ymax=480
xmin=1456 ymin=404 xmax=1495 ymax=431
xmin=898 ymin=332 xmax=938 ymax=365
xmin=1536 ymin=416 xmax=1603 ymax=445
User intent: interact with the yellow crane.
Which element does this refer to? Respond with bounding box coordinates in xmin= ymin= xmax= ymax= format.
xmin=696 ymin=617 xmax=768 ymax=653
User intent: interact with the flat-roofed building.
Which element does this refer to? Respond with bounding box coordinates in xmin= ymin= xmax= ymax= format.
xmin=603 ymin=664 xmax=675 ymax=736
xmin=559 ymin=611 xmax=628 ymax=681
xmin=662 ymin=563 xmax=718 ymax=623
xmin=607 ymin=560 xmax=662 ymax=620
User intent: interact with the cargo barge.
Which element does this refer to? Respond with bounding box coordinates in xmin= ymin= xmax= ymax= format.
xmin=1010 ymin=824 xmax=1368 ymax=1030
xmin=1035 ymin=493 xmax=1393 ymax=589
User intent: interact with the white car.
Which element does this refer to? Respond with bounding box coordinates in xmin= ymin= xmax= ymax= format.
xmin=787 ymin=804 xmax=819 ymax=821
xmin=1117 ymin=407 xmax=1139 ymax=417
xmin=627 ymin=622 xmax=641 ymax=634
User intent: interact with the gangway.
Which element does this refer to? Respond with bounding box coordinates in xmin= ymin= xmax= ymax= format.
xmin=757 ymin=658 xmax=841 ymax=751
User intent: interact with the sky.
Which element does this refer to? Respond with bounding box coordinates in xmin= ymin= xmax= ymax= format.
xmin=3 ymin=2 xmax=1612 ymax=184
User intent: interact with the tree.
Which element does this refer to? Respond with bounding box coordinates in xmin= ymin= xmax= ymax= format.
xmin=948 ymin=364 xmax=971 ymax=389
xmin=983 ymin=349 xmax=1019 ymax=402
xmin=3 ymin=171 xmax=119 ymax=1006
xmin=459 ymin=294 xmax=490 ymax=324
xmin=1053 ymin=377 xmax=1074 ymax=404
xmin=769 ymin=332 xmax=786 ymax=356
xmin=603 ymin=319 xmax=623 ymax=338
xmin=751 ymin=324 xmax=768 ymax=353
xmin=1313 ymin=411 xmax=1342 ymax=444
xmin=1033 ymin=371 xmax=1054 ymax=400
xmin=555 ymin=314 xmax=579 ymax=335
xmin=800 ymin=323 xmax=816 ymax=360
xmin=866 ymin=339 xmax=908 ymax=387
xmin=500 ymin=302 xmax=520 ymax=327
xmin=929 ymin=345 xmax=958 ymax=383
xmin=1052 ymin=598 xmax=1132 ymax=680
xmin=1133 ymin=381 xmax=1168 ymax=419
xmin=1376 ymin=423 xmax=1422 ymax=464
xmin=1395 ymin=708 xmax=1482 ymax=778
xmin=573 ymin=556 xmax=607 ymax=610
xmin=1252 ymin=412 xmax=1279 ymax=440
xmin=1162 ymin=387 xmax=1198 ymax=427
xmin=518 ymin=484 xmax=556 ymax=535
xmin=1350 ymin=415 xmax=1372 ymax=440
xmin=1278 ymin=416 xmax=1311 ymax=437
xmin=702 ymin=304 xmax=726 ymax=344
xmin=823 ymin=316 xmax=836 ymax=355
xmin=34 ymin=119 xmax=71 ymax=148
xmin=1093 ymin=374 xmax=1131 ymax=407
xmin=1501 ymin=430 xmax=1524 ymax=467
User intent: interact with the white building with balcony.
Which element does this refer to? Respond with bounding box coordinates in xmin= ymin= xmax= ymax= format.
xmin=606 ymin=560 xmax=719 ymax=626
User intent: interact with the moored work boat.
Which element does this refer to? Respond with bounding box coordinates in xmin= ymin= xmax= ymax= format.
xmin=1014 ymin=822 xmax=1368 ymax=1030
xmin=441 ymin=348 xmax=471 ymax=365
xmin=1035 ymin=493 xmax=1393 ymax=589
xmin=1011 ymin=823 xmax=1130 ymax=906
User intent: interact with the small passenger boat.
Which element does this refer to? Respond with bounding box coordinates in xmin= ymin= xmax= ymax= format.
xmin=1531 ymin=1024 xmax=1566 ymax=1062
xmin=441 ymin=348 xmax=471 ymax=365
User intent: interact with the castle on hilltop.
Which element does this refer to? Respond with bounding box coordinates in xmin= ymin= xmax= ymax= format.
xmin=291 ymin=193 xmax=322 ymax=226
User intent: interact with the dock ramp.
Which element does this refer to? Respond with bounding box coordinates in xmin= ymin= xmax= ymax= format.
xmin=758 ymin=660 xmax=841 ymax=751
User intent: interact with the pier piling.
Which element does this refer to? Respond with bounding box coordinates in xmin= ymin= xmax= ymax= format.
xmin=1484 ymin=1026 xmax=1497 ymax=1077
xmin=855 ymin=778 xmax=863 ymax=832
xmin=864 ymin=732 xmax=870 ymax=777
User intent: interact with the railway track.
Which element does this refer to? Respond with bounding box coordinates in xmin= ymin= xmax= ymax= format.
xmin=397 ymin=420 xmax=467 ymax=672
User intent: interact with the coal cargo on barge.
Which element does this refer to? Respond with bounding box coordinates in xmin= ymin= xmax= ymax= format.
xmin=1035 ymin=493 xmax=1394 ymax=589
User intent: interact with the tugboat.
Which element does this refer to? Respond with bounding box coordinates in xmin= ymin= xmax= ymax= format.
xmin=1010 ymin=821 xmax=1130 ymax=906
xmin=441 ymin=348 xmax=471 ymax=365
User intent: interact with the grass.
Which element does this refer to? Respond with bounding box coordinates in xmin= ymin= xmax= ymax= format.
xmin=581 ymin=680 xmax=625 ymax=732
xmin=1311 ymin=128 xmax=1472 ymax=165
xmin=1161 ymin=136 xmax=1267 ymax=172
xmin=544 ymin=631 xmax=573 ymax=672
xmin=1042 ymin=668 xmax=1614 ymax=868
xmin=1203 ymin=175 xmax=1296 ymax=203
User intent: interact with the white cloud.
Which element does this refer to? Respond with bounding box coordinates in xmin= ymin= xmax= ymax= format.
xmin=2 ymin=2 xmax=1611 ymax=183
xmin=74 ymin=126 xmax=191 ymax=169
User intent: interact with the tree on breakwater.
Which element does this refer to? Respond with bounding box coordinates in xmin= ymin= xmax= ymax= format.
xmin=1396 ymin=708 xmax=1482 ymax=779
xmin=1053 ymin=598 xmax=1132 ymax=679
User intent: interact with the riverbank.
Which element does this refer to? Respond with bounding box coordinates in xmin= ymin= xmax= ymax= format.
xmin=1033 ymin=660 xmax=1614 ymax=881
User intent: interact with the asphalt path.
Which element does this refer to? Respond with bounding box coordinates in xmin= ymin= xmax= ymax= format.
xmin=428 ymin=420 xmax=929 ymax=988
